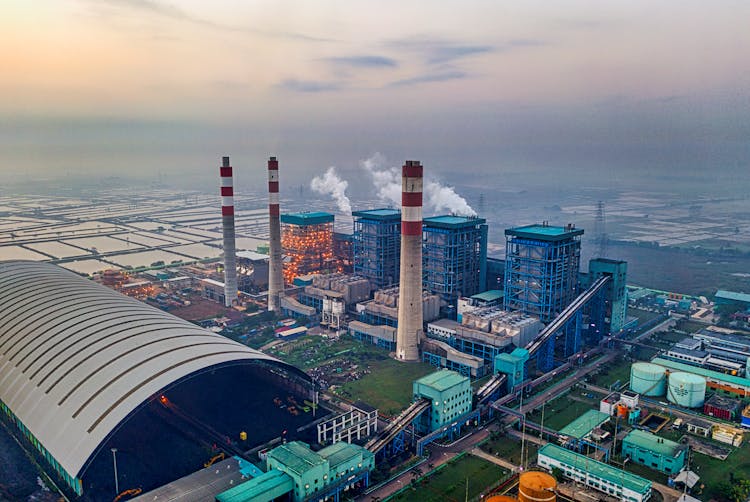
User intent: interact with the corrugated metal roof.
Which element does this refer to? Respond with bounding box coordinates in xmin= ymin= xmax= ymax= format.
xmin=651 ymin=357 xmax=750 ymax=388
xmin=266 ymin=441 xmax=326 ymax=475
xmin=471 ymin=290 xmax=504 ymax=302
xmin=0 ymin=260 xmax=306 ymax=479
xmin=558 ymin=409 xmax=610 ymax=439
xmin=623 ymin=429 xmax=682 ymax=457
xmin=539 ymin=444 xmax=651 ymax=493
xmin=215 ymin=470 xmax=293 ymax=502
xmin=319 ymin=441 xmax=370 ymax=469
xmin=715 ymin=290 xmax=750 ymax=304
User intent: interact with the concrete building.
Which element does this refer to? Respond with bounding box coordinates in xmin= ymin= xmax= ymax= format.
xmin=236 ymin=250 xmax=269 ymax=291
xmin=703 ymin=393 xmax=741 ymax=421
xmin=715 ymin=290 xmax=750 ymax=309
xmin=537 ymin=444 xmax=653 ymax=502
xmin=426 ymin=309 xmax=541 ymax=366
xmin=357 ymin=287 xmax=440 ymax=328
xmin=665 ymin=347 xmax=710 ymax=365
xmin=621 ymin=429 xmax=686 ymax=474
xmin=219 ymin=440 xmax=374 ymax=502
xmin=457 ymin=290 xmax=504 ymax=322
xmin=504 ymin=223 xmax=583 ymax=322
xmin=413 ymin=370 xmax=472 ymax=433
xmin=281 ymin=212 xmax=336 ymax=284
xmin=352 ymin=208 xmax=401 ymax=290
xmin=296 ymin=273 xmax=372 ymax=329
xmin=348 ymin=321 xmax=397 ymax=351
xmin=420 ymin=338 xmax=486 ymax=378
xmin=422 ymin=215 xmax=488 ymax=304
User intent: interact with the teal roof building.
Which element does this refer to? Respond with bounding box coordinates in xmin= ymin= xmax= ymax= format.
xmin=217 ymin=441 xmax=374 ymax=502
xmin=413 ymin=370 xmax=472 ymax=433
xmin=621 ymin=429 xmax=686 ymax=474
xmin=538 ymin=443 xmax=652 ymax=502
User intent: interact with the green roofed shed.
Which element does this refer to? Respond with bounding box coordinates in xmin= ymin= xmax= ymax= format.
xmin=558 ymin=409 xmax=610 ymax=439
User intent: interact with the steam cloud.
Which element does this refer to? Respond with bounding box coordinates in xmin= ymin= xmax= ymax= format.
xmin=359 ymin=153 xmax=477 ymax=216
xmin=310 ymin=166 xmax=352 ymax=214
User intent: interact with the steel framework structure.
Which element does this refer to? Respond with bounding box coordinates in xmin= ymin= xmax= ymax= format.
xmin=422 ymin=216 xmax=488 ymax=304
xmin=503 ymin=225 xmax=583 ymax=322
xmin=352 ymin=209 xmax=401 ymax=290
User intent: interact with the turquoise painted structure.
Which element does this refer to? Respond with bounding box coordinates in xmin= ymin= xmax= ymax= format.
xmin=588 ymin=258 xmax=628 ymax=333
xmin=621 ymin=429 xmax=686 ymax=474
xmin=217 ymin=440 xmax=375 ymax=502
xmin=413 ymin=370 xmax=472 ymax=434
xmin=494 ymin=347 xmax=530 ymax=389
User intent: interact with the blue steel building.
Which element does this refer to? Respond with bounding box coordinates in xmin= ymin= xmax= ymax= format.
xmin=422 ymin=215 xmax=488 ymax=305
xmin=588 ymin=258 xmax=628 ymax=334
xmin=503 ymin=223 xmax=583 ymax=322
xmin=352 ymin=209 xmax=401 ymax=290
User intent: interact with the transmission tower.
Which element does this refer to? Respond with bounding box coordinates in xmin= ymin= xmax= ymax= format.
xmin=478 ymin=193 xmax=485 ymax=215
xmin=594 ymin=200 xmax=608 ymax=258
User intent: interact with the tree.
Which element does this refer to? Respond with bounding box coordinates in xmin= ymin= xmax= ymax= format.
xmin=551 ymin=467 xmax=565 ymax=482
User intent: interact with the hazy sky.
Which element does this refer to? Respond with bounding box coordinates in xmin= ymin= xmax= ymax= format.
xmin=1 ymin=1 xmax=749 ymax=192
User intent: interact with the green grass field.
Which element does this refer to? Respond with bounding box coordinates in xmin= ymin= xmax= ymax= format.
xmin=335 ymin=359 xmax=435 ymax=415
xmin=389 ymin=454 xmax=508 ymax=502
xmin=526 ymin=394 xmax=598 ymax=431
xmin=480 ymin=435 xmax=539 ymax=467
xmin=589 ymin=356 xmax=632 ymax=390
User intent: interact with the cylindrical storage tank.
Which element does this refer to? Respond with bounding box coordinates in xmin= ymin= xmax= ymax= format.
xmin=667 ymin=372 xmax=707 ymax=408
xmin=630 ymin=362 xmax=667 ymax=396
xmin=518 ymin=471 xmax=556 ymax=502
xmin=486 ymin=497 xmax=518 ymax=502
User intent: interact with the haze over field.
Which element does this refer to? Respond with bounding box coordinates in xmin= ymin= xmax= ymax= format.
xmin=1 ymin=1 xmax=748 ymax=197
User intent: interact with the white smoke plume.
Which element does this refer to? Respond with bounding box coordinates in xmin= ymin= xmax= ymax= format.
xmin=359 ymin=153 xmax=477 ymax=216
xmin=310 ymin=166 xmax=352 ymax=214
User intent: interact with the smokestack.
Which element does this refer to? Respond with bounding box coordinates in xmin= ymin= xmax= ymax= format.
xmin=396 ymin=160 xmax=423 ymax=361
xmin=220 ymin=156 xmax=238 ymax=307
xmin=267 ymin=156 xmax=284 ymax=311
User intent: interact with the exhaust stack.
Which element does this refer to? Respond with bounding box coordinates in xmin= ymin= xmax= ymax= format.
xmin=267 ymin=156 xmax=284 ymax=311
xmin=220 ymin=156 xmax=238 ymax=307
xmin=396 ymin=160 xmax=423 ymax=361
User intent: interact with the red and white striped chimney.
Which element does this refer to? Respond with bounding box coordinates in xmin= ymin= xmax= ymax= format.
xmin=267 ymin=156 xmax=284 ymax=311
xmin=396 ymin=160 xmax=423 ymax=361
xmin=220 ymin=156 xmax=238 ymax=307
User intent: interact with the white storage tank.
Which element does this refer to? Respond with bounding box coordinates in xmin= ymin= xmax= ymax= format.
xmin=630 ymin=362 xmax=667 ymax=396
xmin=667 ymin=372 xmax=707 ymax=408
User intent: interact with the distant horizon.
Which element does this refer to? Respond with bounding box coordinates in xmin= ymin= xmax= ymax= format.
xmin=1 ymin=1 xmax=748 ymax=198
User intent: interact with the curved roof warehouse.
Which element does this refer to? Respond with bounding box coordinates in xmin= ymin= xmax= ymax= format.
xmin=0 ymin=260 xmax=309 ymax=495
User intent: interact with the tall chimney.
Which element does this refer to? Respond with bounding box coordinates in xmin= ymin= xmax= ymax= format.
xmin=396 ymin=160 xmax=423 ymax=361
xmin=267 ymin=156 xmax=284 ymax=311
xmin=220 ymin=156 xmax=238 ymax=307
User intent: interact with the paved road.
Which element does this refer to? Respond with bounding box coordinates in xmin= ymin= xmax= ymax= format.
xmin=468 ymin=447 xmax=518 ymax=471
xmin=359 ymin=426 xmax=496 ymax=501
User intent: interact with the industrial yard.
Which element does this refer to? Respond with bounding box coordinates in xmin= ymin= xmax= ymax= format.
xmin=2 ymin=169 xmax=750 ymax=502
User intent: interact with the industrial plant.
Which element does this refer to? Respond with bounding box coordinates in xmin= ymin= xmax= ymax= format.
xmin=2 ymin=154 xmax=750 ymax=502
